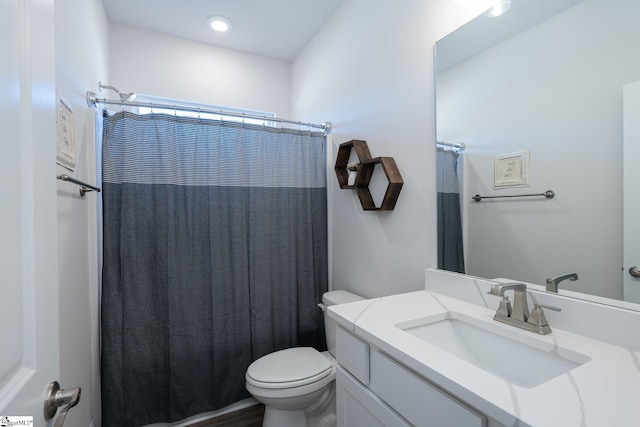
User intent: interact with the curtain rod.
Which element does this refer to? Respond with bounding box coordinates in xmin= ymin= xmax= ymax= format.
xmin=86 ymin=91 xmax=331 ymax=134
xmin=437 ymin=141 xmax=465 ymax=151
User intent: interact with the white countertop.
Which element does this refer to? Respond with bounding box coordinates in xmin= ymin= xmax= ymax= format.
xmin=328 ymin=290 xmax=640 ymax=427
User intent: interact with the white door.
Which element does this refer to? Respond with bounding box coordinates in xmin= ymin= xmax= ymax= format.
xmin=0 ymin=0 xmax=62 ymax=423
xmin=623 ymin=81 xmax=640 ymax=303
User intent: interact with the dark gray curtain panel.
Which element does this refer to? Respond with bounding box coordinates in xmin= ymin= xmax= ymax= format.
xmin=437 ymin=149 xmax=465 ymax=273
xmin=101 ymin=111 xmax=328 ymax=427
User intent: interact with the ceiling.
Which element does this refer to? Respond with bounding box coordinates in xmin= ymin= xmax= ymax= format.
xmin=102 ymin=0 xmax=347 ymax=62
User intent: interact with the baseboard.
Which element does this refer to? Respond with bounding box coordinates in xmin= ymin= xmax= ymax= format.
xmin=143 ymin=398 xmax=261 ymax=427
xmin=186 ymin=404 xmax=264 ymax=427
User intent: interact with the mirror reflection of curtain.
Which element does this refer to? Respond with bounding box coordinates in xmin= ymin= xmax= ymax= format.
xmin=437 ymin=149 xmax=465 ymax=273
xmin=100 ymin=111 xmax=328 ymax=426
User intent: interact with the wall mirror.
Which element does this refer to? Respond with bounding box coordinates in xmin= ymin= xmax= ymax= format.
xmin=435 ymin=0 xmax=640 ymax=308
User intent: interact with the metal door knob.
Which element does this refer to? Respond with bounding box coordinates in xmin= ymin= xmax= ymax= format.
xmin=44 ymin=381 xmax=81 ymax=427
xmin=630 ymin=266 xmax=640 ymax=278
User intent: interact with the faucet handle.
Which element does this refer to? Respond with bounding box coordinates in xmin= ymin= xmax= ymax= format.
xmin=534 ymin=303 xmax=561 ymax=312
xmin=495 ymin=296 xmax=512 ymax=317
xmin=528 ymin=303 xmax=561 ymax=329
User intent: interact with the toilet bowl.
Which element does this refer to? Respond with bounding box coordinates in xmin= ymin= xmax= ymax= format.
xmin=245 ymin=290 xmax=363 ymax=427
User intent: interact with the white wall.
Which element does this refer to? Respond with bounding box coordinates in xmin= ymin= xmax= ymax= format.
xmin=437 ymin=0 xmax=640 ymax=299
xmin=291 ymin=0 xmax=497 ymax=298
xmin=55 ymin=0 xmax=109 ymax=426
xmin=108 ymin=24 xmax=291 ymax=117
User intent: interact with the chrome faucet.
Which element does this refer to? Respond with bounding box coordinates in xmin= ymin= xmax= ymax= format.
xmin=545 ymin=273 xmax=578 ymax=293
xmin=488 ymin=282 xmax=560 ymax=335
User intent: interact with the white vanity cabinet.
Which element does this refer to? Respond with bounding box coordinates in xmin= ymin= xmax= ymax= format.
xmin=337 ymin=368 xmax=411 ymax=427
xmin=335 ymin=325 xmax=488 ymax=427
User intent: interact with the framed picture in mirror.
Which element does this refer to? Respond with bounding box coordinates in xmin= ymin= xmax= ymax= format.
xmin=493 ymin=149 xmax=529 ymax=189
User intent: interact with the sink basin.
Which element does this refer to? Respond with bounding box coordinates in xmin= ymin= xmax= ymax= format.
xmin=398 ymin=314 xmax=590 ymax=388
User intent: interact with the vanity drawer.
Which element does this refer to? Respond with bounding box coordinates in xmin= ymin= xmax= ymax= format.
xmin=336 ymin=326 xmax=370 ymax=385
xmin=370 ymin=350 xmax=486 ymax=427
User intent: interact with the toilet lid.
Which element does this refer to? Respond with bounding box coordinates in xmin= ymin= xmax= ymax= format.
xmin=246 ymin=347 xmax=332 ymax=386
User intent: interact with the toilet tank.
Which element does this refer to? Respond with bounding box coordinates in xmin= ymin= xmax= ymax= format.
xmin=322 ymin=290 xmax=364 ymax=356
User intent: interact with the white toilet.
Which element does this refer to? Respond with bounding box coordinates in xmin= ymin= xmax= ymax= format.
xmin=245 ymin=290 xmax=363 ymax=427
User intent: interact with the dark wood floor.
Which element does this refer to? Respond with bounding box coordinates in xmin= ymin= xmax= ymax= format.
xmin=186 ymin=404 xmax=264 ymax=427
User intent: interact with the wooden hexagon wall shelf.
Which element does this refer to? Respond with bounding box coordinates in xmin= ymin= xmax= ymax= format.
xmin=355 ymin=157 xmax=403 ymax=211
xmin=334 ymin=140 xmax=372 ymax=189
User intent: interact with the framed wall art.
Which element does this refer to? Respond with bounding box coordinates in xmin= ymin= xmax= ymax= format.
xmin=56 ymin=94 xmax=76 ymax=171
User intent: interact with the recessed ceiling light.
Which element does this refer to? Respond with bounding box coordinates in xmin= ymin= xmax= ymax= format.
xmin=207 ymin=16 xmax=232 ymax=32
